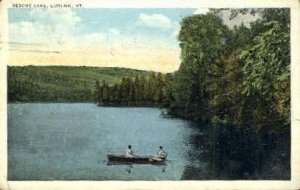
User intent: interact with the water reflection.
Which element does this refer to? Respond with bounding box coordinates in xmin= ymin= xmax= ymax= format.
xmin=107 ymin=161 xmax=168 ymax=174
xmin=181 ymin=123 xmax=211 ymax=179
xmin=181 ymin=122 xmax=290 ymax=180
xmin=126 ymin=165 xmax=133 ymax=174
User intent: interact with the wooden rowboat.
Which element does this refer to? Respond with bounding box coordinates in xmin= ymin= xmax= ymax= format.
xmin=107 ymin=154 xmax=166 ymax=164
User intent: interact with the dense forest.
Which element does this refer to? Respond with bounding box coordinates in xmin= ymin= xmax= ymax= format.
xmin=8 ymin=66 xmax=151 ymax=102
xmin=93 ymin=72 xmax=171 ymax=107
xmin=168 ymin=9 xmax=290 ymax=130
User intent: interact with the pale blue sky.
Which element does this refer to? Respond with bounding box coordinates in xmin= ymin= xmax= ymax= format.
xmin=8 ymin=8 xmax=259 ymax=72
xmin=8 ymin=8 xmax=199 ymax=72
xmin=8 ymin=8 xmax=196 ymax=47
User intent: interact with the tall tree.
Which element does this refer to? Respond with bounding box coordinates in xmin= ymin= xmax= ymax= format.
xmin=171 ymin=13 xmax=229 ymax=120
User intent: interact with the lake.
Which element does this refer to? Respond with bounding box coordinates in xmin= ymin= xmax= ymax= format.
xmin=8 ymin=103 xmax=290 ymax=180
xmin=8 ymin=103 xmax=202 ymax=180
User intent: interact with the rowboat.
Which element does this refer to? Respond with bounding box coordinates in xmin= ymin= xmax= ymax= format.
xmin=107 ymin=154 xmax=166 ymax=164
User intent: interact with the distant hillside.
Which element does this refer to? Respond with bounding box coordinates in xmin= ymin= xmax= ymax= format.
xmin=8 ymin=66 xmax=152 ymax=102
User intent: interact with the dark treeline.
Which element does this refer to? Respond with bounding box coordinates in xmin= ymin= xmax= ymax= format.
xmin=93 ymin=72 xmax=171 ymax=107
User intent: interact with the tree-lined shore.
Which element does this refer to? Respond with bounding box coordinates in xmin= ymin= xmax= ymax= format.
xmin=8 ymin=9 xmax=290 ymax=131
xmin=93 ymin=72 xmax=171 ymax=107
xmin=94 ymin=9 xmax=290 ymax=131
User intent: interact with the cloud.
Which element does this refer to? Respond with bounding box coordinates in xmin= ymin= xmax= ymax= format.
xmin=9 ymin=9 xmax=119 ymax=51
xmin=193 ymin=8 xmax=210 ymax=15
xmin=9 ymin=8 xmax=81 ymax=46
xmin=9 ymin=9 xmax=126 ymax=51
xmin=138 ymin=13 xmax=180 ymax=39
xmin=138 ymin=13 xmax=173 ymax=30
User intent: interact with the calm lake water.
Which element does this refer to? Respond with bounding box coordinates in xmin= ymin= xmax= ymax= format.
xmin=8 ymin=103 xmax=290 ymax=180
xmin=8 ymin=103 xmax=203 ymax=180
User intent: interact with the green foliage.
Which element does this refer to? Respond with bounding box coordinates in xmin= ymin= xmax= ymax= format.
xmin=93 ymin=72 xmax=170 ymax=107
xmin=240 ymin=21 xmax=290 ymax=96
xmin=167 ymin=9 xmax=290 ymax=131
xmin=239 ymin=18 xmax=290 ymax=128
xmin=170 ymin=13 xmax=229 ymax=120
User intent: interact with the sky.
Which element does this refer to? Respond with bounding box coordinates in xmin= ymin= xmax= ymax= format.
xmin=8 ymin=8 xmax=259 ymax=73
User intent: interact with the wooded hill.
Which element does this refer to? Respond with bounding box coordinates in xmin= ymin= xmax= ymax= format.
xmin=8 ymin=66 xmax=152 ymax=102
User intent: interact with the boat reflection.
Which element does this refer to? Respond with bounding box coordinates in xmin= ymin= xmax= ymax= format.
xmin=107 ymin=160 xmax=168 ymax=173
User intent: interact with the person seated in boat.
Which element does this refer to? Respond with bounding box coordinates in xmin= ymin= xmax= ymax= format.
xmin=156 ymin=146 xmax=167 ymax=158
xmin=150 ymin=146 xmax=167 ymax=161
xmin=125 ymin=145 xmax=134 ymax=158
